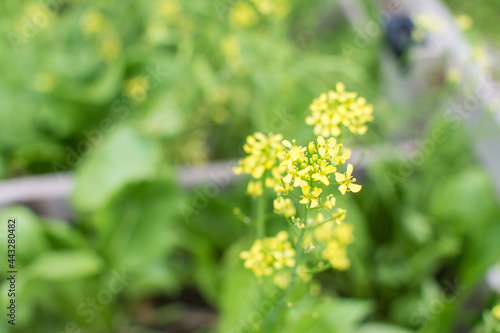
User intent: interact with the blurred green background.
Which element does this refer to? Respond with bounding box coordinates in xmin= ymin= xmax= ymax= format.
xmin=1 ymin=0 xmax=500 ymax=332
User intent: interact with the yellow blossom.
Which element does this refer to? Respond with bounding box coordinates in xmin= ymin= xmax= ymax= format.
xmin=234 ymin=132 xmax=285 ymax=196
xmin=230 ymin=2 xmax=258 ymax=28
xmin=306 ymin=82 xmax=374 ymax=137
xmin=332 ymin=223 xmax=355 ymax=245
xmin=273 ymin=196 xmax=296 ymax=217
xmin=278 ymin=136 xmax=360 ymax=207
xmin=240 ymin=231 xmax=296 ymax=280
xmin=335 ymin=163 xmax=361 ymax=195
xmin=323 ymin=194 xmax=336 ymax=210
xmin=247 ymin=180 xmax=263 ymax=197
xmin=273 ymin=271 xmax=291 ymax=289
xmin=322 ymin=241 xmax=351 ymax=270
xmin=299 ymin=185 xmax=322 ymax=208
xmin=297 ymin=265 xmax=312 ymax=282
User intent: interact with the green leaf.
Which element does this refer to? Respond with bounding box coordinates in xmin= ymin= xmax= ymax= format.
xmin=402 ymin=209 xmax=433 ymax=244
xmin=217 ymin=238 xmax=261 ymax=332
xmin=285 ymin=298 xmax=373 ymax=333
xmin=27 ymin=250 xmax=104 ymax=280
xmin=0 ymin=206 xmax=48 ymax=262
xmin=43 ymin=219 xmax=88 ymax=248
xmin=93 ymin=180 xmax=184 ymax=268
xmin=73 ymin=126 xmax=161 ymax=211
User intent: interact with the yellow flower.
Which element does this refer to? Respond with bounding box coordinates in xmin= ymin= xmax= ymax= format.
xmin=322 ymin=241 xmax=350 ymax=271
xmin=235 ymin=132 xmax=286 ymax=196
xmin=323 ymin=194 xmax=336 ymax=210
xmin=240 ymin=231 xmax=296 ymax=280
xmin=331 ymin=208 xmax=347 ymax=224
xmin=493 ymin=304 xmax=500 ymax=320
xmin=297 ymin=265 xmax=312 ymax=282
xmin=335 ymin=163 xmax=362 ymax=195
xmin=299 ymin=185 xmax=323 ymax=208
xmin=273 ymin=196 xmax=296 ymax=217
xmin=247 ymin=180 xmax=263 ymax=197
xmin=278 ymin=136 xmax=359 ymax=207
xmin=312 ymin=211 xmax=349 ymax=242
xmin=240 ymin=240 xmax=273 ymax=277
xmin=306 ymin=82 xmax=374 ymax=137
xmin=235 ymin=132 xmax=284 ymax=178
xmin=273 ymin=271 xmax=291 ymax=289
xmin=230 ymin=2 xmax=258 ymax=28
xmin=332 ymin=223 xmax=355 ymax=245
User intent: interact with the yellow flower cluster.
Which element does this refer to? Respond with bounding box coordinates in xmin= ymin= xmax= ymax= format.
xmin=312 ymin=215 xmax=354 ymax=271
xmin=306 ymin=82 xmax=374 ymax=137
xmin=236 ymin=85 xmax=372 ymax=284
xmin=273 ymin=196 xmax=296 ymax=218
xmin=240 ymin=231 xmax=295 ymax=279
xmin=277 ymin=136 xmax=360 ymax=208
xmin=234 ymin=132 xmax=286 ymax=196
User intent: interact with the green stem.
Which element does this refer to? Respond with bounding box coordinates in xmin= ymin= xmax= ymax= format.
xmin=308 ymin=217 xmax=338 ymax=229
xmin=256 ymin=191 xmax=266 ymax=239
xmin=264 ymin=208 xmax=309 ymax=331
xmin=287 ymin=208 xmax=309 ymax=294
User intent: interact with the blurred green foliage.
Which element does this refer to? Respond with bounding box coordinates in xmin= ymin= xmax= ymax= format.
xmin=0 ymin=0 xmax=499 ymax=332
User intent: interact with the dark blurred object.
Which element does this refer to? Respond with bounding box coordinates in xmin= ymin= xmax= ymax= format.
xmin=385 ymin=14 xmax=415 ymax=69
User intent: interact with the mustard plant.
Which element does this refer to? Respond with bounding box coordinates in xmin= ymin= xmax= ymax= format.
xmin=234 ymin=82 xmax=373 ymax=327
